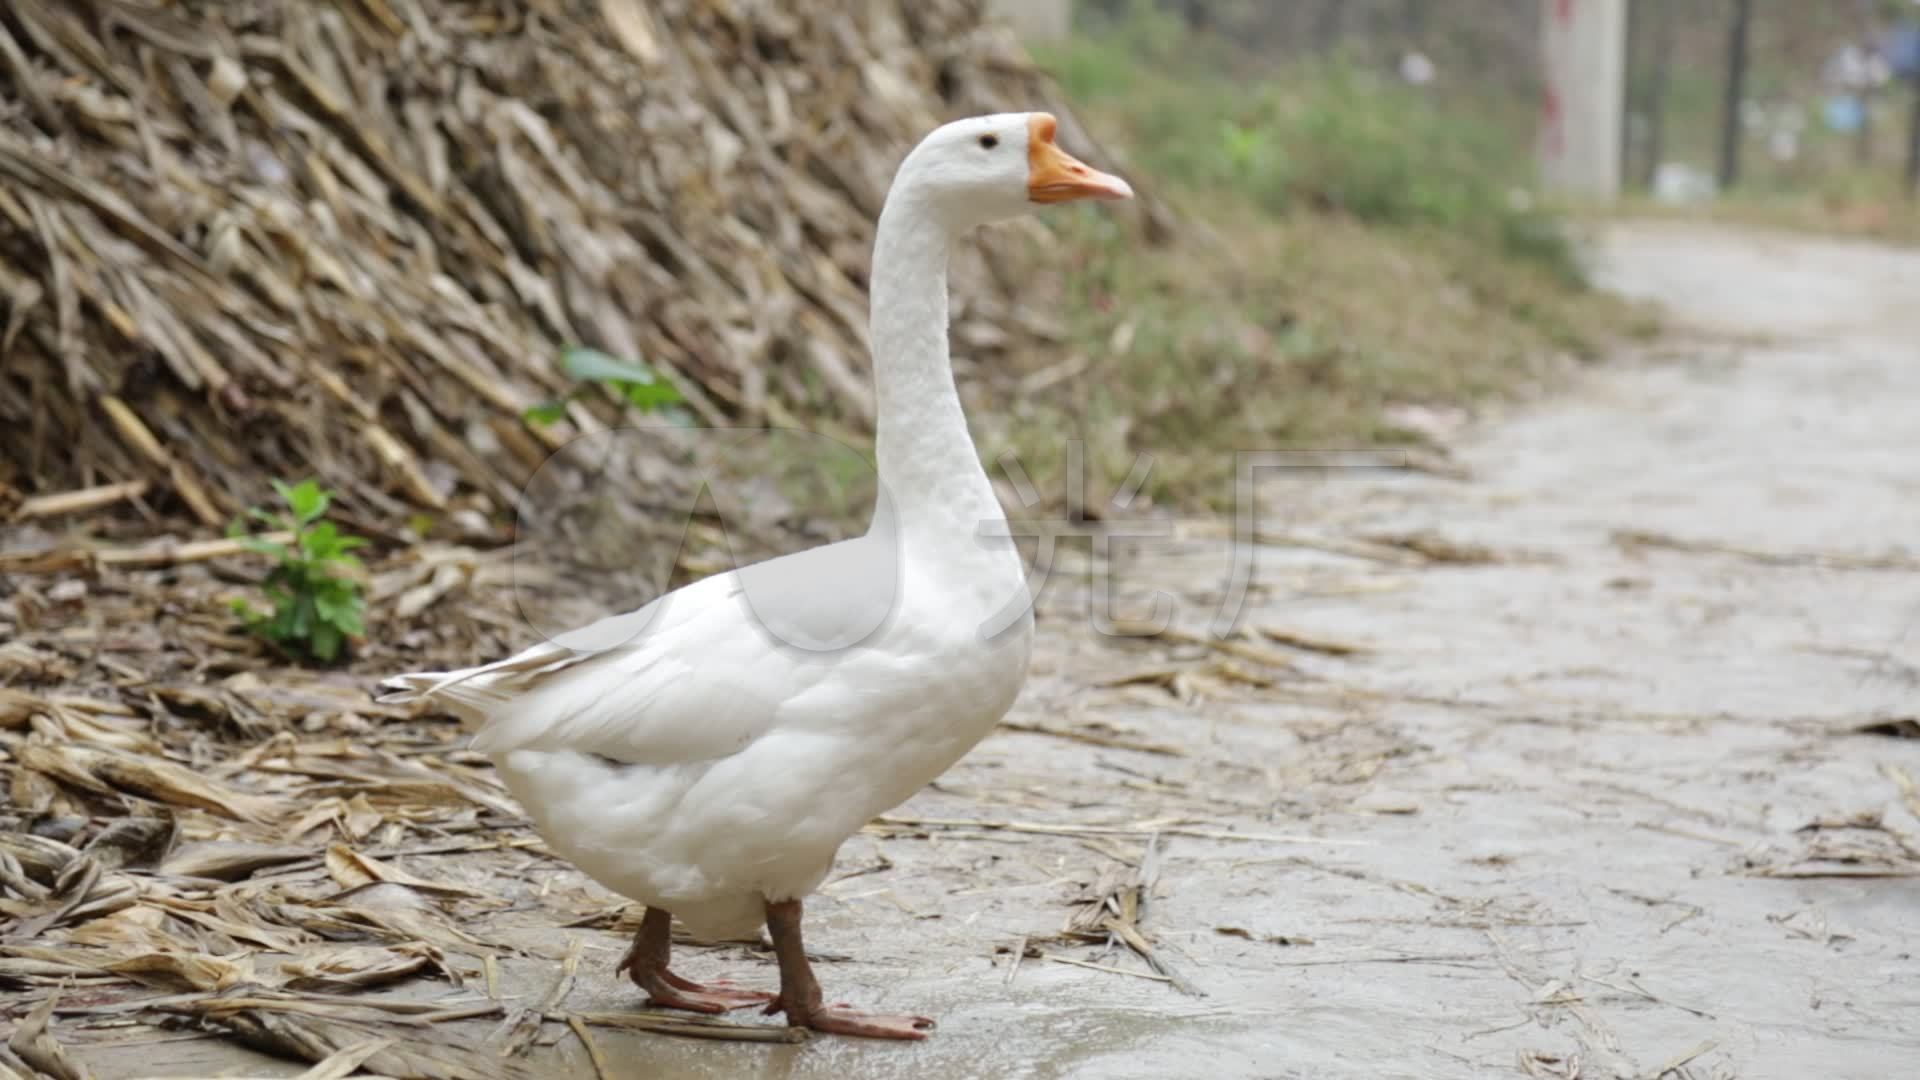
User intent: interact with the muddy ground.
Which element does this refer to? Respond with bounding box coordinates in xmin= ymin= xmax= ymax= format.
xmin=28 ymin=223 xmax=1920 ymax=1079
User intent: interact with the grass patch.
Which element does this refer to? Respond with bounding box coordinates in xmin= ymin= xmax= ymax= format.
xmin=978 ymin=14 xmax=1646 ymax=512
xmin=1041 ymin=18 xmax=1580 ymax=283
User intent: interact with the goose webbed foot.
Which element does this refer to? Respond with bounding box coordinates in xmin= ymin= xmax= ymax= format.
xmin=763 ymin=897 xmax=935 ymax=1040
xmin=618 ymin=907 xmax=774 ymax=1013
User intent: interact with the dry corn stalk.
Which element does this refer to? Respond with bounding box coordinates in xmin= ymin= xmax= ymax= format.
xmin=0 ymin=0 xmax=1168 ymax=528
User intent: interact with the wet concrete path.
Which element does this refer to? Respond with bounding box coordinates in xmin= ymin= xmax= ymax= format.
xmin=79 ymin=224 xmax=1920 ymax=1079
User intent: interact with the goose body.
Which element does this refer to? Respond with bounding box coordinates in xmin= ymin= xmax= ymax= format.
xmin=428 ymin=527 xmax=1032 ymax=941
xmin=382 ymin=112 xmax=1131 ymax=1037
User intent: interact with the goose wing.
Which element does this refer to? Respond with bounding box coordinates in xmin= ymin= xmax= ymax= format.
xmin=394 ymin=533 xmax=901 ymax=766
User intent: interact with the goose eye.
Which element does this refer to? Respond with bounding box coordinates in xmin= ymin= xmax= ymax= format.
xmin=978 ymin=133 xmax=999 ymax=150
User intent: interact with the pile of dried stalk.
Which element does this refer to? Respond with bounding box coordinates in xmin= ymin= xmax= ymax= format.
xmin=0 ymin=0 xmax=1167 ymax=531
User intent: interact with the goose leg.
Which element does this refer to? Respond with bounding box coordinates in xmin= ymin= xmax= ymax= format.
xmin=618 ymin=907 xmax=772 ymax=1013
xmin=763 ymin=897 xmax=935 ymax=1039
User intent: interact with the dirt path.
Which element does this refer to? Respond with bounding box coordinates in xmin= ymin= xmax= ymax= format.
xmin=73 ymin=224 xmax=1920 ymax=1079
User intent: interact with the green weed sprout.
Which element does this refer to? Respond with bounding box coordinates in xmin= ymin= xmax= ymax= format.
xmin=523 ymin=346 xmax=687 ymax=426
xmin=228 ymin=479 xmax=367 ymax=663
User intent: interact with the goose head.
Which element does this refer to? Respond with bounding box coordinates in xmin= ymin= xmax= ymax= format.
xmin=892 ymin=112 xmax=1133 ymax=230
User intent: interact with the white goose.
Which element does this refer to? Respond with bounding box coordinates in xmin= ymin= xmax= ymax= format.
xmin=381 ymin=113 xmax=1132 ymax=1039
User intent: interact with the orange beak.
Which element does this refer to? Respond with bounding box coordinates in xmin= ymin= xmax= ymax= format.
xmin=1026 ymin=113 xmax=1134 ymax=203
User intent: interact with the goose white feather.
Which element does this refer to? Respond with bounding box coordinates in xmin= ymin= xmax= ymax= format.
xmin=381 ymin=113 xmax=1131 ymax=982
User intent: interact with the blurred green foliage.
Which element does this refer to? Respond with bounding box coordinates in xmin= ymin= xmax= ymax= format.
xmin=1037 ymin=7 xmax=1581 ymax=283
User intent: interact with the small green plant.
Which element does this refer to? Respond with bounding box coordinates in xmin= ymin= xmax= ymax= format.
xmin=228 ymin=479 xmax=367 ymax=663
xmin=1218 ymin=120 xmax=1277 ymax=187
xmin=523 ymin=346 xmax=688 ymax=426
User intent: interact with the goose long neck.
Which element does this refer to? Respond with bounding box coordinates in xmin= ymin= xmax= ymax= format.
xmin=868 ymin=197 xmax=1004 ymax=547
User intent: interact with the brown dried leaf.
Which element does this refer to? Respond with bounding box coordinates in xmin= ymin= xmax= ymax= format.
xmin=0 ymin=830 xmax=80 ymax=884
xmin=280 ymin=882 xmax=492 ymax=951
xmin=181 ymin=995 xmax=526 ymax=1080
xmin=0 ymin=688 xmax=46 ymax=728
xmin=17 ymin=742 xmax=281 ymax=821
xmin=34 ymin=704 xmax=163 ymax=755
xmin=324 ymin=845 xmax=488 ymax=899
xmin=280 ymin=942 xmax=441 ymax=991
xmin=6 ymin=987 xmax=91 ymax=1080
xmin=81 ymin=814 xmax=177 ymax=870
xmin=291 ymin=795 xmax=386 ymax=841
xmin=291 ymin=1036 xmax=398 ymax=1080
xmin=141 ymin=898 xmax=311 ymax=954
xmin=160 ymin=840 xmax=312 ymax=882
xmin=105 ymin=948 xmax=254 ymax=991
